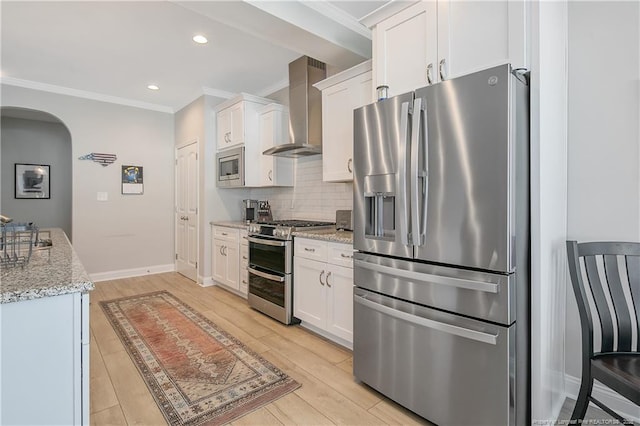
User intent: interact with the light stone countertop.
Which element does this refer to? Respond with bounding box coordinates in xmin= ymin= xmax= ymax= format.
xmin=1 ymin=228 xmax=94 ymax=304
xmin=292 ymin=228 xmax=354 ymax=245
xmin=210 ymin=221 xmax=249 ymax=230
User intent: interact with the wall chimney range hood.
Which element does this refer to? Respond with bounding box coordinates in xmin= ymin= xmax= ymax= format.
xmin=263 ymin=56 xmax=326 ymax=157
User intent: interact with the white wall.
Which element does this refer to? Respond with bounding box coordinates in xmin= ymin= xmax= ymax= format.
xmin=1 ymin=116 xmax=73 ymax=239
xmin=565 ymin=1 xmax=640 ymax=419
xmin=529 ymin=0 xmax=569 ymax=422
xmin=1 ymin=85 xmax=175 ymax=277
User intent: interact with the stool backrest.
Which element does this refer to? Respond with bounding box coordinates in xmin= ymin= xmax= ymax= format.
xmin=566 ymin=241 xmax=640 ymax=354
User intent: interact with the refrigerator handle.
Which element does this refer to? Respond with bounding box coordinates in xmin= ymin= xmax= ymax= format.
xmin=410 ymin=98 xmax=422 ymax=245
xmin=398 ymin=101 xmax=410 ymax=245
xmin=420 ymin=100 xmax=429 ymax=245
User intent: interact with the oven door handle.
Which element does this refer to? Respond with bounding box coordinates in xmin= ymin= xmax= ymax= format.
xmin=247 ymin=236 xmax=288 ymax=247
xmin=248 ymin=267 xmax=285 ymax=283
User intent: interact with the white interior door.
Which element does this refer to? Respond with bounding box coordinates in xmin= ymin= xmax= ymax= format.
xmin=176 ymin=141 xmax=198 ymax=281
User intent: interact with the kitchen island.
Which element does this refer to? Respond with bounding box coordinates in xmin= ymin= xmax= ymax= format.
xmin=1 ymin=228 xmax=93 ymax=425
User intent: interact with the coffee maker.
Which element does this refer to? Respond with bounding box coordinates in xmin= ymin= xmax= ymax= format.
xmin=242 ymin=199 xmax=258 ymax=223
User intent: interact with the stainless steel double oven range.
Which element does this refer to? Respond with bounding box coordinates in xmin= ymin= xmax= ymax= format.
xmin=247 ymin=220 xmax=334 ymax=324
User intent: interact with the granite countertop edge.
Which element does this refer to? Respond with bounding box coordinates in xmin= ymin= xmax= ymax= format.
xmin=1 ymin=281 xmax=95 ymax=304
xmin=1 ymin=228 xmax=95 ymax=304
xmin=292 ymin=230 xmax=354 ymax=244
xmin=210 ymin=221 xmax=248 ymax=230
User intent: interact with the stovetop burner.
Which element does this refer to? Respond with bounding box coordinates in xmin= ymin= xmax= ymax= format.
xmin=249 ymin=219 xmax=335 ymax=240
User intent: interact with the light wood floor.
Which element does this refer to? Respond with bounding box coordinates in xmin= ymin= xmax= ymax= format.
xmin=89 ymin=272 xmax=431 ymax=425
xmin=90 ymin=272 xmax=632 ymax=426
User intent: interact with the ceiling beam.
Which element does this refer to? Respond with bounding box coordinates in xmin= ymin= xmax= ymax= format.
xmin=174 ymin=0 xmax=370 ymax=69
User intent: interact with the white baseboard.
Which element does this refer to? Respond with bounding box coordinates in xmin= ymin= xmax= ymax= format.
xmin=565 ymin=374 xmax=639 ymax=422
xmin=199 ymin=276 xmax=214 ymax=287
xmin=90 ymin=264 xmax=175 ymax=282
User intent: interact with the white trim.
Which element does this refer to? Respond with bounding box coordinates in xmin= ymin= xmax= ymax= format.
xmin=255 ymin=78 xmax=289 ymax=98
xmin=359 ymin=0 xmax=418 ymax=28
xmin=90 ymin=264 xmax=175 ymax=282
xmin=302 ymin=1 xmax=372 ymax=39
xmin=0 ymin=77 xmax=173 ymax=113
xmin=214 ymin=92 xmax=272 ymax=112
xmin=198 ymin=276 xmax=214 ymax=287
xmin=564 ymin=374 xmax=640 ymax=422
xmin=202 ymin=86 xmax=236 ymax=100
xmin=298 ymin=321 xmax=352 ymax=350
xmin=314 ymin=59 xmax=372 ymax=90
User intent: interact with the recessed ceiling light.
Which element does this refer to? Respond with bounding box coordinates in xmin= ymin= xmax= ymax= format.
xmin=192 ymin=35 xmax=208 ymax=44
xmin=147 ymin=84 xmax=159 ymax=91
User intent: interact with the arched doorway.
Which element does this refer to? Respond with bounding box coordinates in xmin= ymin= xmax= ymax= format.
xmin=1 ymin=107 xmax=73 ymax=240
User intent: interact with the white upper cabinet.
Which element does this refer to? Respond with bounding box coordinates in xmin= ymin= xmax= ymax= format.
xmin=372 ymin=2 xmax=437 ymax=97
xmin=315 ymin=60 xmax=373 ymax=182
xmin=252 ymin=103 xmax=293 ymax=187
xmin=215 ymin=93 xmax=270 ymax=152
xmin=365 ymin=0 xmax=527 ymax=97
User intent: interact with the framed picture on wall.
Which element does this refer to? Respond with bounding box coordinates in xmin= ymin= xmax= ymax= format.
xmin=122 ymin=165 xmax=143 ymax=195
xmin=15 ymin=163 xmax=50 ymax=199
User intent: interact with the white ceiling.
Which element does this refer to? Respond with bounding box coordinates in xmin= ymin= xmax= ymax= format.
xmin=0 ymin=1 xmax=390 ymax=112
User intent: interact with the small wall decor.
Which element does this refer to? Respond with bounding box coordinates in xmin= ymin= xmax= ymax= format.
xmin=78 ymin=152 xmax=117 ymax=166
xmin=15 ymin=163 xmax=50 ymax=199
xmin=122 ymin=165 xmax=143 ymax=195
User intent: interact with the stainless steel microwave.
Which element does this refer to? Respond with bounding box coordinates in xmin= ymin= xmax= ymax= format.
xmin=216 ymin=147 xmax=244 ymax=187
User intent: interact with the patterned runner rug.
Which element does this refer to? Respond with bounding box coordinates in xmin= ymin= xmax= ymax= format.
xmin=101 ymin=291 xmax=300 ymax=425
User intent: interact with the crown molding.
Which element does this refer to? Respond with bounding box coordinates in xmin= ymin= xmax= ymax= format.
xmin=0 ymin=76 xmax=174 ymax=113
xmin=360 ymin=0 xmax=418 ymax=28
xmin=201 ymin=86 xmax=236 ymax=100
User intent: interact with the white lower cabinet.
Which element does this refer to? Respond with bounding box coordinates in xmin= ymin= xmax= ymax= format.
xmin=294 ymin=238 xmax=354 ymax=346
xmin=1 ymin=292 xmax=89 ymax=425
xmin=212 ymin=226 xmax=240 ymax=292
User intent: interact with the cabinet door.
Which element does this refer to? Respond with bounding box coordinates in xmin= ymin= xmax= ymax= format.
xmin=373 ymin=1 xmax=437 ymax=97
xmin=293 ymin=257 xmax=326 ymax=329
xmin=225 ymin=242 xmax=240 ymax=291
xmin=437 ymin=0 xmax=510 ymax=81
xmin=212 ymin=239 xmax=226 ymax=284
xmin=259 ymin=109 xmax=276 ymax=186
xmin=217 ymin=108 xmax=232 ymax=151
xmin=326 ymin=264 xmax=354 ymax=342
xmin=322 ymin=72 xmax=372 ymax=182
xmin=230 ymin=102 xmax=244 ymax=146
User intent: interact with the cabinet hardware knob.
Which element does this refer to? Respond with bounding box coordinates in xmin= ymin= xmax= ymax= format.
xmin=426 ymin=63 xmax=434 ymax=85
xmin=304 ymin=247 xmax=315 ymax=252
xmin=439 ymin=58 xmax=447 ymax=81
xmin=326 ymin=271 xmax=332 ymax=287
xmin=340 ymin=253 xmax=353 ymax=259
xmin=222 ymin=232 xmax=228 ymax=236
xmin=319 ymin=270 xmax=325 ymax=286
xmin=242 ymin=256 xmax=247 ymax=260
xmin=347 ymin=158 xmax=353 ymax=173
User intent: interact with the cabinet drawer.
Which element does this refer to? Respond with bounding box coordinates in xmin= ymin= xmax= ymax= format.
xmin=213 ymin=226 xmax=239 ymax=242
xmin=328 ymin=243 xmax=354 ymax=268
xmin=240 ymin=230 xmax=248 ymax=246
xmin=239 ymin=269 xmax=249 ymax=295
xmin=240 ymin=245 xmax=249 ymax=265
xmin=295 ymin=238 xmax=328 ymax=262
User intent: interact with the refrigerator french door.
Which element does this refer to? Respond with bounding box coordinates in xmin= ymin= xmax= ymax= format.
xmin=353 ymin=64 xmax=530 ymax=426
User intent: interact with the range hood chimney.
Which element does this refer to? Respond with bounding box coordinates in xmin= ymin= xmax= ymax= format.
xmin=263 ymin=56 xmax=326 ymax=157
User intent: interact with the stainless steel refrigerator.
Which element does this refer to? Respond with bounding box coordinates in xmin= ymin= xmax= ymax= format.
xmin=353 ymin=64 xmax=529 ymax=426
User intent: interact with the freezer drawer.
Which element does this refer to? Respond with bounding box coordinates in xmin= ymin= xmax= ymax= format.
xmin=354 ymin=288 xmax=515 ymax=426
xmin=354 ymin=252 xmax=514 ymax=325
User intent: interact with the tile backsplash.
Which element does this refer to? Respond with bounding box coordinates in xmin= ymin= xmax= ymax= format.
xmin=250 ymin=156 xmax=352 ymax=221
